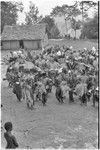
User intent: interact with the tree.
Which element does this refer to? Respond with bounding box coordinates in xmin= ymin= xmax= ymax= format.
xmin=71 ymin=18 xmax=81 ymax=39
xmin=51 ymin=2 xmax=81 ymax=35
xmin=40 ymin=15 xmax=60 ymax=38
xmin=1 ymin=1 xmax=23 ymax=33
xmin=81 ymin=14 xmax=98 ymax=39
xmin=50 ymin=25 xmax=60 ymax=38
xmin=40 ymin=15 xmax=55 ymax=38
xmin=51 ymin=5 xmax=68 ymax=34
xmin=79 ymin=1 xmax=98 ymax=29
xmin=25 ymin=1 xmax=42 ymax=25
xmin=69 ymin=3 xmax=81 ymax=39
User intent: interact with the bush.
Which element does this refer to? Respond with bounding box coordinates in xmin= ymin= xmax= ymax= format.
xmin=81 ymin=14 xmax=98 ymax=39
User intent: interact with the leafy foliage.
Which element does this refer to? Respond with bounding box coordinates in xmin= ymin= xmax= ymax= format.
xmin=75 ymin=83 xmax=87 ymax=96
xmin=40 ymin=15 xmax=60 ymax=38
xmin=25 ymin=1 xmax=42 ymax=25
xmin=81 ymin=14 xmax=98 ymax=39
xmin=79 ymin=1 xmax=98 ymax=30
xmin=51 ymin=2 xmax=81 ymax=35
xmin=71 ymin=18 xmax=81 ymax=31
xmin=51 ymin=5 xmax=70 ymax=16
xmin=40 ymin=15 xmax=55 ymax=38
xmin=79 ymin=1 xmax=97 ymax=12
xmin=51 ymin=3 xmax=81 ymax=18
xmin=1 ymin=1 xmax=23 ymax=32
xmin=50 ymin=25 xmax=60 ymax=38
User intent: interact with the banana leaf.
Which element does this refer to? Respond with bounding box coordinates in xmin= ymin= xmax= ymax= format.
xmin=75 ymin=83 xmax=87 ymax=97
xmin=22 ymin=61 xmax=35 ymax=69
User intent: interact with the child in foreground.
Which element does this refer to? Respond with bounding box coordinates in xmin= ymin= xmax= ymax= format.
xmin=4 ymin=122 xmax=19 ymax=149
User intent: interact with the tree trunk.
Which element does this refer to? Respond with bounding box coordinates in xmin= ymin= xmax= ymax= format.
xmin=75 ymin=29 xmax=76 ymax=40
xmin=64 ymin=15 xmax=68 ymax=35
xmin=69 ymin=90 xmax=74 ymax=103
xmin=74 ymin=16 xmax=76 ymax=40
xmin=82 ymin=3 xmax=84 ymax=31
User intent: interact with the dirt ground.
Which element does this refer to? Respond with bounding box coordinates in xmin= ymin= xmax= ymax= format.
xmin=1 ymin=40 xmax=98 ymax=149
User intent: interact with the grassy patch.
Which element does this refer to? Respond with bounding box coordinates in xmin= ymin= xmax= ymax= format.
xmin=48 ymin=39 xmax=98 ymax=51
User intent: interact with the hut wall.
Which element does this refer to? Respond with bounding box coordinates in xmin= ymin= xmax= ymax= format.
xmin=2 ymin=40 xmax=20 ymax=50
xmin=2 ymin=41 xmax=11 ymax=50
xmin=10 ymin=41 xmax=20 ymax=49
xmin=37 ymin=40 xmax=42 ymax=49
xmin=24 ymin=40 xmax=42 ymax=50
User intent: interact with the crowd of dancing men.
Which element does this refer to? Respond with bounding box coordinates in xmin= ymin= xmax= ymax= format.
xmin=3 ymin=44 xmax=99 ymax=109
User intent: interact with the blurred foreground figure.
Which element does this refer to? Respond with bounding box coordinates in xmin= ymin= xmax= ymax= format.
xmin=4 ymin=122 xmax=19 ymax=149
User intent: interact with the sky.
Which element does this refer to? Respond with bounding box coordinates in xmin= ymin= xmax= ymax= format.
xmin=1 ymin=0 xmax=98 ymax=24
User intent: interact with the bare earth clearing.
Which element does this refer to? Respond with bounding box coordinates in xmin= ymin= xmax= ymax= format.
xmin=1 ymin=39 xmax=98 ymax=149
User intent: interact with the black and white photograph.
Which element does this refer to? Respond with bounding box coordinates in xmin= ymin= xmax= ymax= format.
xmin=1 ymin=0 xmax=99 ymax=149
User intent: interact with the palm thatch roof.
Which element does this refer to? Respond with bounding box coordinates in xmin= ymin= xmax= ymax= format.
xmin=1 ymin=23 xmax=47 ymax=41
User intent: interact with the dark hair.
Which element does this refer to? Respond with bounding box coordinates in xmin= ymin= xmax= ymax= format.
xmin=4 ymin=122 xmax=13 ymax=131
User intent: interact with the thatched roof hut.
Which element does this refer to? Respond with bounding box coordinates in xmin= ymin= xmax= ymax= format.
xmin=1 ymin=23 xmax=48 ymax=50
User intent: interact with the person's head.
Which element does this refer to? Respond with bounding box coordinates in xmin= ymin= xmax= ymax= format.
xmin=4 ymin=122 xmax=13 ymax=131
